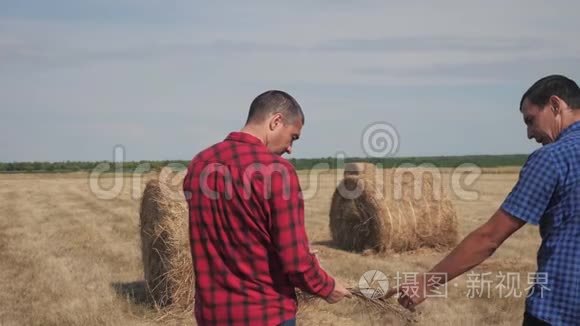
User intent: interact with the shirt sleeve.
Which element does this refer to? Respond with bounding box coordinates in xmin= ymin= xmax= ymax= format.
xmin=267 ymin=162 xmax=335 ymax=298
xmin=501 ymin=148 xmax=560 ymax=225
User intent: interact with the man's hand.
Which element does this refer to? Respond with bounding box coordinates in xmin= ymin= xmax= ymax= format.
xmin=385 ymin=274 xmax=430 ymax=311
xmin=309 ymin=248 xmax=319 ymax=261
xmin=325 ymin=281 xmax=352 ymax=304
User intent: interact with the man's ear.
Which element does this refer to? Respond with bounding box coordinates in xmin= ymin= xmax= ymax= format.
xmin=550 ymin=95 xmax=562 ymax=115
xmin=269 ymin=113 xmax=283 ymax=131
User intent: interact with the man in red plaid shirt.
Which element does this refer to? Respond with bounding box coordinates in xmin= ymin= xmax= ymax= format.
xmin=183 ymin=90 xmax=351 ymax=326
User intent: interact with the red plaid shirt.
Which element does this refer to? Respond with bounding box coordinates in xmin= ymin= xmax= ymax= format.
xmin=183 ymin=132 xmax=335 ymax=326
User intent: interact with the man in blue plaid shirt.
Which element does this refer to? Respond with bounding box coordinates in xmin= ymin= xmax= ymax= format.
xmin=389 ymin=75 xmax=580 ymax=325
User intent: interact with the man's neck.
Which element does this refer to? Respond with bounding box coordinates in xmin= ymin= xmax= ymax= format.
xmin=240 ymin=125 xmax=266 ymax=145
xmin=562 ymin=111 xmax=580 ymax=131
xmin=571 ymin=110 xmax=580 ymax=124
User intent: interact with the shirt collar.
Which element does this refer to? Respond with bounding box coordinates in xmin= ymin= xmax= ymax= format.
xmin=225 ymin=131 xmax=265 ymax=146
xmin=557 ymin=120 xmax=580 ymax=141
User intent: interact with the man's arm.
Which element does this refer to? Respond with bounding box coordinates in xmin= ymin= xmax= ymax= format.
xmin=429 ymin=208 xmax=525 ymax=279
xmin=390 ymin=208 xmax=525 ymax=309
xmin=268 ymin=163 xmax=350 ymax=302
xmin=391 ymin=148 xmax=559 ymax=310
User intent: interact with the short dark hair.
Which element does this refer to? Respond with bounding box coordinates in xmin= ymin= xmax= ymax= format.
xmin=520 ymin=75 xmax=580 ymax=111
xmin=245 ymin=90 xmax=305 ymax=125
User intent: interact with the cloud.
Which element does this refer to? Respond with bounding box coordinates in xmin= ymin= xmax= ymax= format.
xmin=317 ymin=36 xmax=546 ymax=53
xmin=351 ymin=56 xmax=580 ymax=85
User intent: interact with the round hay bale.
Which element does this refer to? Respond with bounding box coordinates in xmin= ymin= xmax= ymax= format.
xmin=329 ymin=176 xmax=388 ymax=252
xmin=329 ymin=169 xmax=458 ymax=253
xmin=343 ymin=162 xmax=376 ymax=178
xmin=139 ymin=169 xmax=193 ymax=309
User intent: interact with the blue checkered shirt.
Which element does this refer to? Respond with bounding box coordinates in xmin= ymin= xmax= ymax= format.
xmin=502 ymin=121 xmax=580 ymax=325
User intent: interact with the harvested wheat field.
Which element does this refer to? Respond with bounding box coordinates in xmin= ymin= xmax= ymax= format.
xmin=0 ymin=168 xmax=539 ymax=325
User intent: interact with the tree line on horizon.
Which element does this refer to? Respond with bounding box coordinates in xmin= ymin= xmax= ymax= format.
xmin=0 ymin=154 xmax=529 ymax=173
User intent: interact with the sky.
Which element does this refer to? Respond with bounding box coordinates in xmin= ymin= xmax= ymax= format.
xmin=1 ymin=0 xmax=580 ymax=162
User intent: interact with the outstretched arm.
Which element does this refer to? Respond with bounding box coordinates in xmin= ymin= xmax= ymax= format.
xmin=391 ymin=148 xmax=559 ymax=310
xmin=389 ymin=208 xmax=525 ymax=310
